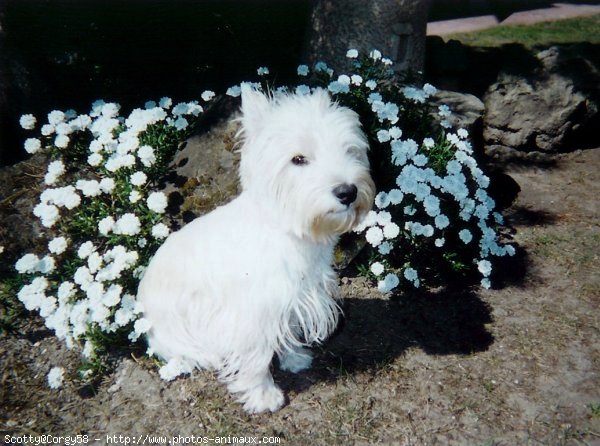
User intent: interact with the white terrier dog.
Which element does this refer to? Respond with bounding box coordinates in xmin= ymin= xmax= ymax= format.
xmin=137 ymin=85 xmax=375 ymax=413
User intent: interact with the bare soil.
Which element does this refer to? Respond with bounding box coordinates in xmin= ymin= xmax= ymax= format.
xmin=1 ymin=148 xmax=599 ymax=445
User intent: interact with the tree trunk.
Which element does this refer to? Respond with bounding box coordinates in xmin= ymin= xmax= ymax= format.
xmin=305 ymin=0 xmax=432 ymax=77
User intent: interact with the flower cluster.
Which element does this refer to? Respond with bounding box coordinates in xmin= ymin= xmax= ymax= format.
xmin=288 ymin=50 xmax=515 ymax=293
xmin=15 ymin=94 xmax=213 ymax=371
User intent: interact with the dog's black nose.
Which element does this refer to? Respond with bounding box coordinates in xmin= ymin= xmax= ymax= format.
xmin=333 ymin=183 xmax=358 ymax=206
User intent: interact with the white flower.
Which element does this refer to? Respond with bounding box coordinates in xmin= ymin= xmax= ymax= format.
xmin=87 ymin=251 xmax=103 ymax=274
xmin=48 ymin=110 xmax=66 ymax=125
xmin=200 ymin=91 xmax=215 ymax=102
xmin=337 ymin=74 xmax=351 ymax=85
xmin=41 ymin=124 xmax=55 ymax=136
xmin=130 ymin=171 xmax=147 ymax=187
xmin=158 ymin=358 xmax=193 ymax=381
xmin=381 ymin=57 xmax=393 ymax=66
xmin=33 ymin=203 xmax=60 ymax=228
xmin=47 ymin=367 xmax=65 ymax=389
xmin=370 ymin=262 xmax=385 ymax=276
xmin=15 ymin=253 xmax=41 ymax=274
xmin=102 ymin=284 xmax=122 ymax=307
xmin=438 ymin=104 xmax=451 ymax=117
xmin=147 ymin=192 xmax=168 ymax=213
xmin=38 ymin=255 xmax=55 ymax=274
xmin=365 ymin=80 xmax=377 ymax=90
xmin=76 ymin=179 xmax=101 ymax=197
xmin=257 ymin=66 xmax=270 ymax=76
xmin=87 ymin=153 xmax=103 ymax=167
xmin=346 ymin=49 xmax=358 ymax=58
xmin=98 ymin=216 xmax=115 ymax=236
xmin=369 ymin=49 xmax=382 ymax=60
xmin=350 ymin=74 xmax=363 ymax=86
xmin=20 ymin=114 xmax=37 ymax=130
xmin=423 ymin=83 xmax=437 ymax=96
xmin=54 ymin=134 xmax=70 ymax=149
xmin=145 ymin=100 xmax=157 ymax=109
xmin=457 ymin=128 xmax=469 ymax=139
xmin=48 ymin=237 xmax=68 ymax=255
xmin=57 ymin=281 xmax=76 ymax=303
xmin=481 ymin=278 xmax=491 ymax=289
xmin=377 ymin=129 xmax=391 ymax=143
xmin=24 ymin=138 xmax=42 ymax=154
xmin=435 ymin=237 xmax=445 ymax=247
xmin=423 ymin=137 xmax=435 ymax=149
xmin=297 ymin=64 xmax=309 ymax=76
xmin=74 ymin=266 xmax=94 ymax=291
xmin=377 ymin=273 xmax=399 ymax=293
xmin=114 ymin=213 xmax=141 ymax=236
xmin=226 ymin=85 xmax=242 ymax=97
xmin=42 ymin=160 xmax=66 ymax=186
xmin=99 ymin=178 xmax=115 ymax=194
xmin=129 ymin=190 xmax=142 ymax=203
xmin=77 ymin=241 xmax=95 ymax=259
xmin=151 ymin=223 xmax=170 ymax=239
xmin=173 ymin=117 xmax=188 ymax=131
xmin=365 ymin=226 xmax=384 ymax=247
xmin=477 ymin=259 xmax=492 ymax=276
xmin=129 ymin=317 xmax=152 ymax=342
xmin=137 ymin=145 xmax=156 ymax=167
xmin=383 ymin=222 xmax=400 ymax=239
xmin=389 ymin=127 xmax=402 ymax=140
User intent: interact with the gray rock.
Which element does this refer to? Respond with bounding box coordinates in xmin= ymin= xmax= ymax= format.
xmin=483 ymin=46 xmax=599 ymax=155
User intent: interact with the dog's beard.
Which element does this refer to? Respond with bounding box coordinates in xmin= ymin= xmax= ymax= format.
xmin=310 ymin=175 xmax=375 ymax=243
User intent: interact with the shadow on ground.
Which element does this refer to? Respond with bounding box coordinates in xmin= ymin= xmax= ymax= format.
xmin=275 ymin=287 xmax=495 ymax=393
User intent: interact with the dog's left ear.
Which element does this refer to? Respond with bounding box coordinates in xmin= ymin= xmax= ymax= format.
xmin=240 ymin=83 xmax=270 ymax=137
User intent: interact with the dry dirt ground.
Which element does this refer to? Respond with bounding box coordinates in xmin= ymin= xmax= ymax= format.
xmin=1 ymin=147 xmax=599 ymax=445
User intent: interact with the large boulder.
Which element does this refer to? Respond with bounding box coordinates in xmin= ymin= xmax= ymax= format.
xmin=483 ymin=45 xmax=599 ymax=159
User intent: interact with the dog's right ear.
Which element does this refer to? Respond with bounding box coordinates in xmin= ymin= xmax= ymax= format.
xmin=240 ymin=83 xmax=270 ymax=137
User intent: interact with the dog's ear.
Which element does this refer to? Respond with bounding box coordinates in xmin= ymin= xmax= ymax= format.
xmin=240 ymin=83 xmax=270 ymax=136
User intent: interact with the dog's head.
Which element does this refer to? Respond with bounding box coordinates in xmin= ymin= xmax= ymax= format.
xmin=238 ymin=85 xmax=375 ymax=243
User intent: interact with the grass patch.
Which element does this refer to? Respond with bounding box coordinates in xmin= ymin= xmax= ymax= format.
xmin=444 ymin=14 xmax=600 ymax=48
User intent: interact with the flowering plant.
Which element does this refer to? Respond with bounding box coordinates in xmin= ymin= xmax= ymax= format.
xmin=14 ymin=96 xmax=211 ymax=374
xmin=289 ymin=49 xmax=515 ymax=292
xmin=13 ymin=51 xmax=515 ymax=383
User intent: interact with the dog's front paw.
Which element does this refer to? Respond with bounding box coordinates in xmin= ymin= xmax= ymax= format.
xmin=241 ymin=383 xmax=285 ymax=414
xmin=279 ymin=347 xmax=313 ymax=373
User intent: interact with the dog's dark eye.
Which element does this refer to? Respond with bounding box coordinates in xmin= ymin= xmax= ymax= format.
xmin=291 ymin=155 xmax=308 ymax=166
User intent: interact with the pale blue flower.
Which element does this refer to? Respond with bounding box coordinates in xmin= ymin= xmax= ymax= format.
xmin=403 ymin=267 xmax=418 ymax=282
xmin=257 ymin=66 xmax=270 ymax=76
xmin=328 ymin=81 xmax=349 ymax=94
xmin=459 ymin=229 xmax=473 ymax=244
xmin=297 ymin=64 xmax=309 ymax=76
xmin=388 ymin=189 xmax=404 ymax=205
xmin=434 ymin=214 xmax=450 ymax=229
xmin=377 ymin=129 xmax=391 ymax=143
xmin=377 ymin=273 xmax=399 ymax=293
xmin=295 ymin=85 xmax=311 ymax=95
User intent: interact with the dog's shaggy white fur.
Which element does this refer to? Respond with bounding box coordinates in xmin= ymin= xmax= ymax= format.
xmin=137 ymin=85 xmax=375 ymax=413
